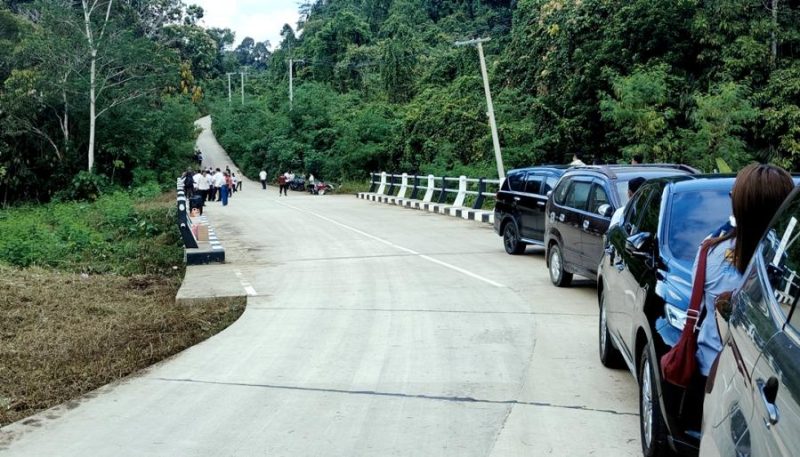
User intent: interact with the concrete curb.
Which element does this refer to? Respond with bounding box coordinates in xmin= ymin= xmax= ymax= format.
xmin=357 ymin=192 xmax=495 ymax=225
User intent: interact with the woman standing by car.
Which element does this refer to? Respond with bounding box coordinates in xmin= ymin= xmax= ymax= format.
xmin=676 ymin=164 xmax=795 ymax=437
xmin=693 ymin=164 xmax=793 ymax=380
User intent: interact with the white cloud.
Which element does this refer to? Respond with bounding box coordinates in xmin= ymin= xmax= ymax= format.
xmin=190 ymin=0 xmax=299 ymax=49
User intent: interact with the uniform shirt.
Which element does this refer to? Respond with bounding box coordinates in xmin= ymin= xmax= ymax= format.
xmin=193 ymin=173 xmax=203 ymax=190
xmin=259 ymin=171 xmax=267 ymax=181
xmin=694 ymin=238 xmax=742 ymax=376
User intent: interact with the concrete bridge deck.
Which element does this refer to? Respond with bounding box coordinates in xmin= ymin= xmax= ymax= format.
xmin=0 ymin=117 xmax=639 ymax=456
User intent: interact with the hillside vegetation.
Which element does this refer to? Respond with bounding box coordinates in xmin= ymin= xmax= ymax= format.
xmin=210 ymin=0 xmax=800 ymax=181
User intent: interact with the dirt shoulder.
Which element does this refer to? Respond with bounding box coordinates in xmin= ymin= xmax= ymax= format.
xmin=0 ymin=264 xmax=244 ymax=426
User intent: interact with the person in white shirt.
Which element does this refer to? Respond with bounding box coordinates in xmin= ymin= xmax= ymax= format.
xmin=213 ymin=168 xmax=226 ymax=201
xmin=195 ymin=170 xmax=210 ymax=202
xmin=610 ymin=177 xmax=646 ymax=228
xmin=206 ymin=172 xmax=215 ymax=201
xmin=259 ymin=170 xmax=267 ymax=189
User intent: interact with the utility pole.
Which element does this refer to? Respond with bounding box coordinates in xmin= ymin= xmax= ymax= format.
xmin=240 ymin=71 xmax=245 ymax=105
xmin=226 ymin=72 xmax=235 ymax=103
xmin=455 ymin=37 xmax=505 ymax=179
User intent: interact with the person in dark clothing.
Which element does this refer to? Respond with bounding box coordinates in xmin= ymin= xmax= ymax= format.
xmin=277 ymin=174 xmax=288 ymax=196
xmin=183 ymin=170 xmax=194 ymax=198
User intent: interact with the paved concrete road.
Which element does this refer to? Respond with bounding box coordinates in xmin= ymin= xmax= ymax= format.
xmin=0 ymin=117 xmax=641 ymax=456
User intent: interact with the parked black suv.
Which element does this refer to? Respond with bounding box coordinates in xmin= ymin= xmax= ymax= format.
xmin=494 ymin=166 xmax=568 ymax=254
xmin=701 ymin=186 xmax=800 ymax=457
xmin=545 ymin=165 xmax=696 ymax=287
xmin=598 ymin=175 xmax=735 ymax=456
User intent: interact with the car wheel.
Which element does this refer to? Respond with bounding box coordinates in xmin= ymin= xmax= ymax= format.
xmin=639 ymin=344 xmax=671 ymax=457
xmin=503 ymin=222 xmax=526 ymax=255
xmin=599 ymin=289 xmax=624 ymax=368
xmin=548 ymin=244 xmax=573 ymax=287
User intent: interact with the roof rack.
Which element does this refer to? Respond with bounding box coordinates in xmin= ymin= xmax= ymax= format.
xmin=566 ymin=163 xmax=699 ymax=179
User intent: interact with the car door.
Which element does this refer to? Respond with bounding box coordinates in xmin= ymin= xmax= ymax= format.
xmin=617 ymin=185 xmax=660 ymax=353
xmin=702 ymin=192 xmax=800 ymax=457
xmin=747 ymin=198 xmax=800 ymax=456
xmin=558 ymin=178 xmax=593 ymax=266
xmin=581 ymin=181 xmax=613 ymax=275
xmin=519 ymin=172 xmax=544 ymax=240
xmin=504 ymin=171 xmax=525 ymax=229
xmin=603 ymin=187 xmax=650 ymax=346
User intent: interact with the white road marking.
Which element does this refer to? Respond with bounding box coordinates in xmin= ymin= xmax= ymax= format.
xmin=275 ymin=201 xmax=506 ymax=288
xmin=234 ymin=269 xmax=258 ymax=296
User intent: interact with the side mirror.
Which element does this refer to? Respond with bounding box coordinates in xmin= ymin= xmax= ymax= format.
xmin=626 ymin=232 xmax=653 ymax=254
xmin=547 ymin=190 xmax=553 ymax=197
xmin=598 ymin=203 xmax=614 ymax=218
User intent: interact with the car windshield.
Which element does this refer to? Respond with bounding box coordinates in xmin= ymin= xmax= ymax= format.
xmin=667 ymin=189 xmax=732 ymax=261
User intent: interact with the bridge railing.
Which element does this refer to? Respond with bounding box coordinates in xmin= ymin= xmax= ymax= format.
xmin=367 ymin=172 xmax=502 ymax=210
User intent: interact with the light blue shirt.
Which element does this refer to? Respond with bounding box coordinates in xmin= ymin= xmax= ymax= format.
xmin=694 ymin=238 xmax=742 ymax=376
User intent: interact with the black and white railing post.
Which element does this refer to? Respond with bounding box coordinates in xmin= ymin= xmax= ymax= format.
xmin=176 ymin=190 xmax=199 ymax=249
xmin=356 ymin=171 xmax=500 ymax=225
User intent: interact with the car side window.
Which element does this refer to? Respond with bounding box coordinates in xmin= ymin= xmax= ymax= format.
xmin=507 ymin=172 xmax=524 ymax=192
xmin=564 ymin=181 xmax=592 ymax=211
xmin=634 ymin=185 xmax=662 ymax=234
xmin=624 ymin=186 xmax=654 ymax=234
xmin=553 ymin=179 xmax=571 ymax=205
xmin=544 ymin=177 xmax=557 ymax=195
xmin=760 ymin=192 xmax=800 ymax=331
xmin=589 ymin=184 xmax=610 ymax=215
xmin=524 ymin=173 xmax=542 ymax=195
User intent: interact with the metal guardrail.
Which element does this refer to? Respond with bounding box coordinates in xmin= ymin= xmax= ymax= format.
xmin=367 ymin=172 xmax=501 ymax=210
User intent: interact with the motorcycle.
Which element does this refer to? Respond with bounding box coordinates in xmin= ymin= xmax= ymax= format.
xmin=311 ymin=181 xmax=335 ymax=195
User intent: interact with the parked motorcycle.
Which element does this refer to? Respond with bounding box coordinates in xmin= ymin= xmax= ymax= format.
xmin=288 ymin=177 xmax=306 ymax=191
xmin=311 ymin=182 xmax=335 ymax=195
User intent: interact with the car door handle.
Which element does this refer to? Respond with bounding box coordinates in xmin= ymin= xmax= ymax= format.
xmin=513 ymin=196 xmax=521 ymax=202
xmin=537 ymin=201 xmax=545 ymax=207
xmin=558 ymin=214 xmax=565 ymax=222
xmin=583 ymin=220 xmax=590 ymax=230
xmin=758 ymin=377 xmax=780 ymax=428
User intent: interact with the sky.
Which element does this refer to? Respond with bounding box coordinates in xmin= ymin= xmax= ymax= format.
xmin=190 ymin=0 xmax=300 ymax=50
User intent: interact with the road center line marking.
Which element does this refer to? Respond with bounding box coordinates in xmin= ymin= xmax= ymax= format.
xmin=275 ymin=201 xmax=506 ymax=288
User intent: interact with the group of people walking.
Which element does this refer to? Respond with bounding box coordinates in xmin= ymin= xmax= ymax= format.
xmin=179 ymin=165 xmax=242 ymax=210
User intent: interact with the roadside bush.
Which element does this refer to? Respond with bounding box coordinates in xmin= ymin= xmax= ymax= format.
xmin=0 ymin=189 xmax=182 ymax=275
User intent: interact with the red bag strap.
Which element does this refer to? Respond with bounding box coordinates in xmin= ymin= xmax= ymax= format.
xmin=686 ymin=239 xmax=715 ymax=330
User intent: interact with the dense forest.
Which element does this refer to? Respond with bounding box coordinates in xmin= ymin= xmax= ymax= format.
xmin=2 ymin=0 xmax=800 ymax=203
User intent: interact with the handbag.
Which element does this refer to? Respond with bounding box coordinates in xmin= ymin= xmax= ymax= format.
xmin=660 ymin=239 xmax=714 ymax=388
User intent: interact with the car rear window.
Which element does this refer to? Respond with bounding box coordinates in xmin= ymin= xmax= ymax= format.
xmin=667 ymin=189 xmax=731 ymax=261
xmin=507 ymin=173 xmax=524 ymax=192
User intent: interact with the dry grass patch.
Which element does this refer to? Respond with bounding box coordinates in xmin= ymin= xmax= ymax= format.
xmin=0 ymin=266 xmax=245 ymax=426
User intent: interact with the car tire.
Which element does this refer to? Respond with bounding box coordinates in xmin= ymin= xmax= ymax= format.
xmin=503 ymin=222 xmax=526 ymax=255
xmin=639 ymin=344 xmax=671 ymax=457
xmin=548 ymin=244 xmax=573 ymax=287
xmin=599 ymin=289 xmax=624 ymax=368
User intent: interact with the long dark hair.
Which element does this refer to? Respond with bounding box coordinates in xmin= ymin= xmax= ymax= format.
xmin=716 ymin=164 xmax=794 ymax=273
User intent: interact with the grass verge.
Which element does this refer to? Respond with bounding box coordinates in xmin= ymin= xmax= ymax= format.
xmin=0 ymin=266 xmax=245 ymax=426
xmin=0 ymin=190 xmax=245 ymax=426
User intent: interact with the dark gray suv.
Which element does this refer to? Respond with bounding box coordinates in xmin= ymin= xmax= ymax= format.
xmin=544 ymin=165 xmax=696 ymax=287
xmin=701 ymin=186 xmax=800 ymax=457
